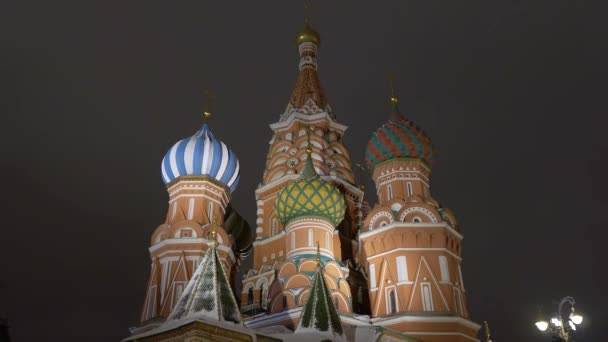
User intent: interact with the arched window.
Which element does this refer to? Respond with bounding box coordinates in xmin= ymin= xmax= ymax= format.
xmin=387 ymin=185 xmax=393 ymax=201
xmin=389 ymin=290 xmax=397 ymax=314
xmin=247 ymin=287 xmax=254 ymax=305
xmin=407 ymin=182 xmax=413 ymax=196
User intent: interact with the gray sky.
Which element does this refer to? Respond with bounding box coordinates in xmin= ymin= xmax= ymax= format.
xmin=0 ymin=0 xmax=605 ymax=340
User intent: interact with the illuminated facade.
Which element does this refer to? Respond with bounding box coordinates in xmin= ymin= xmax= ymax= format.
xmin=126 ymin=17 xmax=480 ymax=342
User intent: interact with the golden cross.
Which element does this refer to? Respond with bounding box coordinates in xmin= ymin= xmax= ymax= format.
xmin=202 ymin=89 xmax=216 ymax=123
xmin=304 ymin=0 xmax=312 ymax=24
xmin=304 ymin=124 xmax=315 ymax=154
xmin=315 ymin=241 xmax=321 ymax=265
xmin=388 ymin=73 xmax=398 ymax=105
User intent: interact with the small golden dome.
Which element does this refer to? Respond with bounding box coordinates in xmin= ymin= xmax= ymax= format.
xmin=296 ymin=18 xmax=320 ymax=46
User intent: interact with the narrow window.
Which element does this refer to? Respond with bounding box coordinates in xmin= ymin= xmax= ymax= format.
xmin=174 ymin=284 xmax=184 ymax=309
xmin=421 ymin=283 xmax=433 ymax=311
xmin=454 ymin=287 xmax=464 ymax=315
xmin=247 ymin=287 xmax=254 ymax=305
xmin=291 ymin=232 xmax=295 ymax=250
xmin=458 ymin=266 xmax=465 ymax=290
xmin=208 ymin=202 xmax=213 ymax=221
xmin=389 ymin=290 xmax=397 ymax=314
xmin=396 ymin=256 xmax=408 ymax=282
xmin=407 ymin=182 xmax=413 ymax=196
xmin=261 ymin=285 xmax=268 ymax=310
xmin=439 ymin=256 xmax=450 ymax=282
xmin=271 ymin=218 xmax=278 ymax=235
xmin=326 ymin=232 xmax=330 ymax=249
xmin=187 ymin=198 xmax=195 ymax=220
xmin=387 ymin=184 xmax=393 ymax=200
xmin=369 ymin=264 xmax=376 ymax=289
xmin=308 ymin=229 xmax=313 ymax=247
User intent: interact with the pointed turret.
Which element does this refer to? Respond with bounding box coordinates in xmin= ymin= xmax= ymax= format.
xmin=282 ymin=17 xmax=332 ymax=120
xmin=165 ymin=219 xmax=242 ymax=325
xmin=296 ymin=243 xmax=343 ymax=337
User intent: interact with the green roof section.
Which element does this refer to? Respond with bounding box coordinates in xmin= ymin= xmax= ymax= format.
xmin=165 ymin=225 xmax=242 ymax=325
xmin=296 ymin=245 xmax=343 ymax=337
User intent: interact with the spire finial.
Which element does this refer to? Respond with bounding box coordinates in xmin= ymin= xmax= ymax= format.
xmin=388 ymin=73 xmax=398 ymax=106
xmin=306 ymin=124 xmax=314 ymax=154
xmin=203 ymin=89 xmax=215 ymax=123
xmin=300 ymin=125 xmax=318 ymax=178
xmin=208 ymin=214 xmax=219 ymax=246
xmin=315 ymin=241 xmax=321 ymax=265
xmin=304 ymin=0 xmax=312 ymax=25
xmin=483 ymin=321 xmax=491 ymax=342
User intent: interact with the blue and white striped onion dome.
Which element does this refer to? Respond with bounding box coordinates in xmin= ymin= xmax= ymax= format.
xmin=161 ymin=124 xmax=240 ymax=192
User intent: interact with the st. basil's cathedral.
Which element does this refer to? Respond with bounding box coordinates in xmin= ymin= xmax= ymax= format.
xmin=124 ymin=17 xmax=481 ymax=342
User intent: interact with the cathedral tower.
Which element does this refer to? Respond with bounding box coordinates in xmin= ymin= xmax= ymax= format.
xmin=359 ymin=92 xmax=480 ymax=340
xmin=135 ymin=111 xmax=253 ymax=333
xmin=240 ymin=18 xmax=366 ymax=328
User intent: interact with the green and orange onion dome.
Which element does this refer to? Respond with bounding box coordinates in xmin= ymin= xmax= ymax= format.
xmin=365 ymin=100 xmax=435 ymax=169
xmin=275 ymin=149 xmax=345 ymax=227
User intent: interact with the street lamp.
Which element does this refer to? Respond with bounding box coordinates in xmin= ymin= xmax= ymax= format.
xmin=535 ymin=296 xmax=583 ymax=341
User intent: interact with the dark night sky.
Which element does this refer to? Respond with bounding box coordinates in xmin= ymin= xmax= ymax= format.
xmin=1 ymin=1 xmax=606 ymax=341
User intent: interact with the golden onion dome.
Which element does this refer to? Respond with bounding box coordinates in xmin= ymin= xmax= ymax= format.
xmin=296 ymin=18 xmax=321 ymax=46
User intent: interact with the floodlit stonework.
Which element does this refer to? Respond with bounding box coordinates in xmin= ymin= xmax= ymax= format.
xmin=127 ymin=16 xmax=480 ymax=342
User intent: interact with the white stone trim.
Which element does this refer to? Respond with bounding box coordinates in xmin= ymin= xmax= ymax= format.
xmin=366 ymin=248 xmax=462 ymax=262
xmin=360 ymin=221 xmax=463 ymax=240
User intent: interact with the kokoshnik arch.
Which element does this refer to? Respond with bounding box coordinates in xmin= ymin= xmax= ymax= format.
xmin=125 ymin=17 xmax=481 ymax=342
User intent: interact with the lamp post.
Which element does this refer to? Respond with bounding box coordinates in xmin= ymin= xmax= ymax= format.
xmin=535 ymin=296 xmax=583 ymax=341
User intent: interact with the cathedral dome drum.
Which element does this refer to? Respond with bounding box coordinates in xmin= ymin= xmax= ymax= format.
xmin=365 ymin=109 xmax=434 ymax=169
xmin=275 ymin=151 xmax=345 ymax=227
xmin=161 ymin=124 xmax=240 ymax=192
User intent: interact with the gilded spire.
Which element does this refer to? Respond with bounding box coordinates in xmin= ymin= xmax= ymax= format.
xmin=297 ymin=2 xmax=320 ymax=46
xmin=208 ymin=214 xmax=219 ymax=247
xmin=301 ymin=125 xmax=318 ymax=178
xmin=389 ymin=73 xmax=398 ymax=107
xmin=387 ymin=74 xmax=405 ymax=121
xmin=203 ymin=90 xmax=215 ymax=123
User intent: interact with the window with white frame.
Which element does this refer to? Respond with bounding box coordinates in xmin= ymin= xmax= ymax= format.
xmin=388 ymin=289 xmax=397 ymax=314
xmin=326 ymin=232 xmax=330 ymax=249
xmin=187 ymin=198 xmax=195 ymax=220
xmin=421 ymin=283 xmax=433 ymax=311
xmin=387 ymin=184 xmax=393 ymax=201
xmin=396 ymin=256 xmax=408 ymax=282
xmin=439 ymin=256 xmax=450 ymax=282
xmin=407 ymin=182 xmax=413 ymax=196
xmin=291 ymin=232 xmax=295 ymax=250
xmin=308 ymin=229 xmax=313 ymax=247
xmin=208 ymin=202 xmax=213 ymax=221
xmin=369 ymin=264 xmax=376 ymax=289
